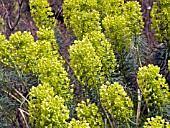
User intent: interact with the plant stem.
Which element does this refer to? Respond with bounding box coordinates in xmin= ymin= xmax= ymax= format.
xmin=135 ymin=37 xmax=142 ymax=128
xmin=1 ymin=88 xmax=22 ymax=103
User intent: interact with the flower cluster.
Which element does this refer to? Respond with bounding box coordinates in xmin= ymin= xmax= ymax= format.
xmin=69 ymin=37 xmax=102 ymax=87
xmin=76 ymin=100 xmax=104 ymax=128
xmin=100 ymin=82 xmax=133 ymax=121
xmin=85 ymin=31 xmax=116 ymax=83
xmin=123 ymin=1 xmax=144 ymax=36
xmin=151 ymin=0 xmax=170 ymax=44
xmin=68 ymin=118 xmax=90 ymax=128
xmin=0 ymin=0 xmax=74 ymax=127
xmin=102 ymin=1 xmax=143 ymax=54
xmin=102 ymin=15 xmax=131 ymax=54
xmin=137 ymin=64 xmax=169 ymax=108
xmin=63 ymin=0 xmax=101 ymax=39
xmin=29 ymin=83 xmax=70 ymax=128
xmin=29 ymin=0 xmax=55 ymax=29
xmin=144 ymin=116 xmax=170 ymax=128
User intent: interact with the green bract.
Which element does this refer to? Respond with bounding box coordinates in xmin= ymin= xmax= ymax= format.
xmin=123 ymin=1 xmax=144 ymax=36
xmin=29 ymin=0 xmax=55 ymax=29
xmin=31 ymin=51 xmax=71 ymax=100
xmin=69 ymin=37 xmax=102 ymax=87
xmin=28 ymin=0 xmax=73 ymax=101
xmin=63 ymin=0 xmax=101 ymax=39
xmin=84 ymin=31 xmax=116 ymax=82
xmin=0 ymin=31 xmax=35 ymax=71
xmin=37 ymin=28 xmax=56 ymax=41
xmin=151 ymin=0 xmax=170 ymax=44
xmin=69 ymin=31 xmax=117 ymax=86
xmin=68 ymin=118 xmax=90 ymax=128
xmin=137 ymin=64 xmax=169 ymax=108
xmin=0 ymin=30 xmax=72 ymax=101
xmin=102 ymin=1 xmax=143 ymax=55
xmin=76 ymin=100 xmax=104 ymax=128
xmin=102 ymin=15 xmax=131 ymax=54
xmin=97 ymin=0 xmax=124 ymax=18
xmin=63 ymin=0 xmax=144 ymax=62
xmin=100 ymin=82 xmax=133 ymax=121
xmin=29 ymin=83 xmax=69 ymax=128
xmin=8 ymin=31 xmax=35 ymax=70
xmin=144 ymin=116 xmax=170 ymax=128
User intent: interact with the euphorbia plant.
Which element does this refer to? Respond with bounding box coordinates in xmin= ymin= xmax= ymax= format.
xmin=0 ymin=0 xmax=169 ymax=127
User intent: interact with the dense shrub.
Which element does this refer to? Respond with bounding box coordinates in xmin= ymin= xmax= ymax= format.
xmin=0 ymin=0 xmax=169 ymax=127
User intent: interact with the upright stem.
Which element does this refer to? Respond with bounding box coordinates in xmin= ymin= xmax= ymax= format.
xmin=135 ymin=37 xmax=142 ymax=128
xmin=136 ymin=80 xmax=142 ymax=128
